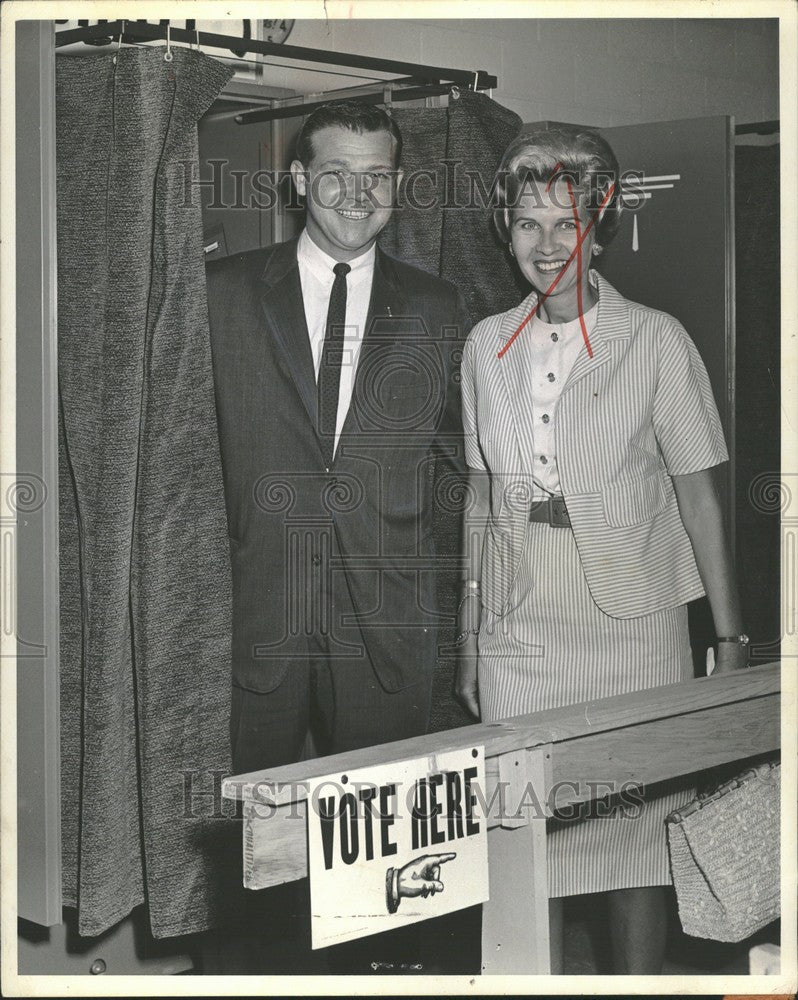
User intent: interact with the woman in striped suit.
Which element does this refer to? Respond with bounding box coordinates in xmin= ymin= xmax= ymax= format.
xmin=455 ymin=125 xmax=748 ymax=974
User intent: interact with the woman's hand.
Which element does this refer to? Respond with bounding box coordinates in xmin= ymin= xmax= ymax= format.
xmin=455 ymin=468 xmax=491 ymax=721
xmin=454 ymin=584 xmax=481 ymax=718
xmin=455 ymin=635 xmax=480 ymax=718
xmin=712 ymin=641 xmax=750 ymax=674
xmin=673 ymin=469 xmax=747 ymax=675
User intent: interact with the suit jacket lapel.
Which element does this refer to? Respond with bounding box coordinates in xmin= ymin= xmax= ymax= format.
xmin=366 ymin=245 xmax=402 ymax=325
xmin=497 ymin=292 xmax=538 ymax=474
xmin=338 ymin=246 xmax=407 ymax=447
xmin=259 ymin=237 xmax=320 ymax=435
xmin=561 ymin=271 xmax=622 ymax=394
xmin=497 ymin=274 xmax=626 ymax=468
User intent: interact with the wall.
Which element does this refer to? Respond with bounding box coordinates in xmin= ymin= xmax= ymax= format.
xmin=259 ymin=16 xmax=779 ymax=128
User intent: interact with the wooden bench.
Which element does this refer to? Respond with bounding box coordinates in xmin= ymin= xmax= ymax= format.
xmin=222 ymin=661 xmax=780 ymax=974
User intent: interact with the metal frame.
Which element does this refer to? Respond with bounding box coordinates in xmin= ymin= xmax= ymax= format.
xmin=15 ymin=18 xmax=62 ymax=927
xmin=735 ymin=120 xmax=779 ymax=136
xmin=54 ymin=20 xmax=497 ymax=92
xmin=236 ymin=83 xmax=457 ymax=125
xmin=726 ymin=115 xmax=737 ymax=565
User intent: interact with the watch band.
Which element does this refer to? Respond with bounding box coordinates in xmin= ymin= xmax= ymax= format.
xmin=716 ymin=634 xmax=750 ymax=644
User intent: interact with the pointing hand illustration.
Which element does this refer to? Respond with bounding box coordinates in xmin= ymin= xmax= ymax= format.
xmin=386 ymin=853 xmax=457 ymax=912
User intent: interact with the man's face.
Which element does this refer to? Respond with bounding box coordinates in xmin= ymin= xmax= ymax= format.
xmin=290 ymin=125 xmax=401 ymax=261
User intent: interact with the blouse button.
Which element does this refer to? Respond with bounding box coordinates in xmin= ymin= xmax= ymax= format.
xmin=540 ymin=455 xmax=548 ymax=464
xmin=547 ymin=372 xmax=556 ymax=382
xmin=551 ymin=332 xmax=559 ymax=342
xmin=541 ymin=413 xmax=550 ymax=424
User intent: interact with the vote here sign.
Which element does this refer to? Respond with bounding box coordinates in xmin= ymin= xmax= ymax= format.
xmin=307 ymin=746 xmax=489 ymax=950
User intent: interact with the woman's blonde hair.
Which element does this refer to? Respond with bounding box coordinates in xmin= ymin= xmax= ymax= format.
xmin=493 ymin=124 xmax=622 ymax=247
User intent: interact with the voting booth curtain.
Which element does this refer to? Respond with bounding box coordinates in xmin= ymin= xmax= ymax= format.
xmin=379 ymin=90 xmax=525 ymax=733
xmin=56 ymin=47 xmax=236 ymax=938
xmin=379 ymin=88 xmax=526 ymax=326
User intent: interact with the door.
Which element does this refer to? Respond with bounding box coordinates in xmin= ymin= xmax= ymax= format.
xmin=598 ymin=115 xmax=735 ymax=522
xmin=599 ymin=117 xmax=735 ymax=664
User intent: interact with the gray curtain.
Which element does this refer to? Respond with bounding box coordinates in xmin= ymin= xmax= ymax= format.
xmin=380 ymin=89 xmax=526 ymax=323
xmin=57 ymin=46 xmax=235 ymax=939
xmin=380 ymin=90 xmax=525 ymax=733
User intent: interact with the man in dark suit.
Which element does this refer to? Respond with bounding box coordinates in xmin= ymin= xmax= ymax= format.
xmin=207 ymin=100 xmax=469 ymax=789
xmin=204 ymin=100 xmax=470 ymax=975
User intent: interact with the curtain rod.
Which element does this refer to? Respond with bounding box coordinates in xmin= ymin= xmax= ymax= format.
xmin=235 ymin=84 xmax=455 ymax=125
xmin=54 ymin=20 xmax=498 ymax=91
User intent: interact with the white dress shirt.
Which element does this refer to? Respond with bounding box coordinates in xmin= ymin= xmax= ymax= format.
xmin=297 ymin=229 xmax=375 ymax=456
xmin=527 ymin=300 xmax=599 ymax=497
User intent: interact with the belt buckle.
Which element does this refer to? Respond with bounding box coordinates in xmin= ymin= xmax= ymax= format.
xmin=548 ymin=496 xmax=570 ymax=527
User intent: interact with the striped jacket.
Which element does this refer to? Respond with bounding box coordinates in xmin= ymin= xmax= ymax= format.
xmin=461 ymin=271 xmax=729 ymax=620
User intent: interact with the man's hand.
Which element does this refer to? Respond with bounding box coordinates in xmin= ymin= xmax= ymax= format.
xmin=455 ymin=640 xmax=480 ymax=718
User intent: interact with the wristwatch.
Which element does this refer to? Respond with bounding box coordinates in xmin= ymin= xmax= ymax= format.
xmin=716 ymin=634 xmax=750 ymax=645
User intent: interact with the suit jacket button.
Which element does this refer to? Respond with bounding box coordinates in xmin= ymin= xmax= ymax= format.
xmin=311 ymin=554 xmax=322 ymax=567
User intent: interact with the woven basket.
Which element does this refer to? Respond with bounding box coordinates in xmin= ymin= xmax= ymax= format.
xmin=666 ymin=760 xmax=780 ymax=942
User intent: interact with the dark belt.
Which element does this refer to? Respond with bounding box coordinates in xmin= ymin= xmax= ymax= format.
xmin=528 ymin=495 xmax=571 ymax=527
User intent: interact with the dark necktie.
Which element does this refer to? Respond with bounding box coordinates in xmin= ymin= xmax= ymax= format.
xmin=318 ymin=261 xmax=351 ymax=469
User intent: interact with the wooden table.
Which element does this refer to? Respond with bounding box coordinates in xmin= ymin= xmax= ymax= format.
xmin=222 ymin=661 xmax=780 ymax=974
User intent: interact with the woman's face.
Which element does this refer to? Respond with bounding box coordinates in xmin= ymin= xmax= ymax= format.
xmin=509 ymin=177 xmax=596 ymax=314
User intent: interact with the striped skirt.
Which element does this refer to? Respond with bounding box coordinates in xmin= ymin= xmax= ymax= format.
xmin=478 ymin=521 xmax=695 ymax=897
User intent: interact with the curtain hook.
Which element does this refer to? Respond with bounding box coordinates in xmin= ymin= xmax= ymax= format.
xmin=450 ymin=85 xmax=461 ymax=101
xmin=472 ymin=71 xmax=479 ymax=92
xmin=383 ymin=84 xmax=393 ymax=109
xmin=195 ymin=28 xmax=201 ymax=54
xmin=112 ymin=20 xmax=125 ymax=64
xmin=164 ymin=22 xmax=173 ymax=62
